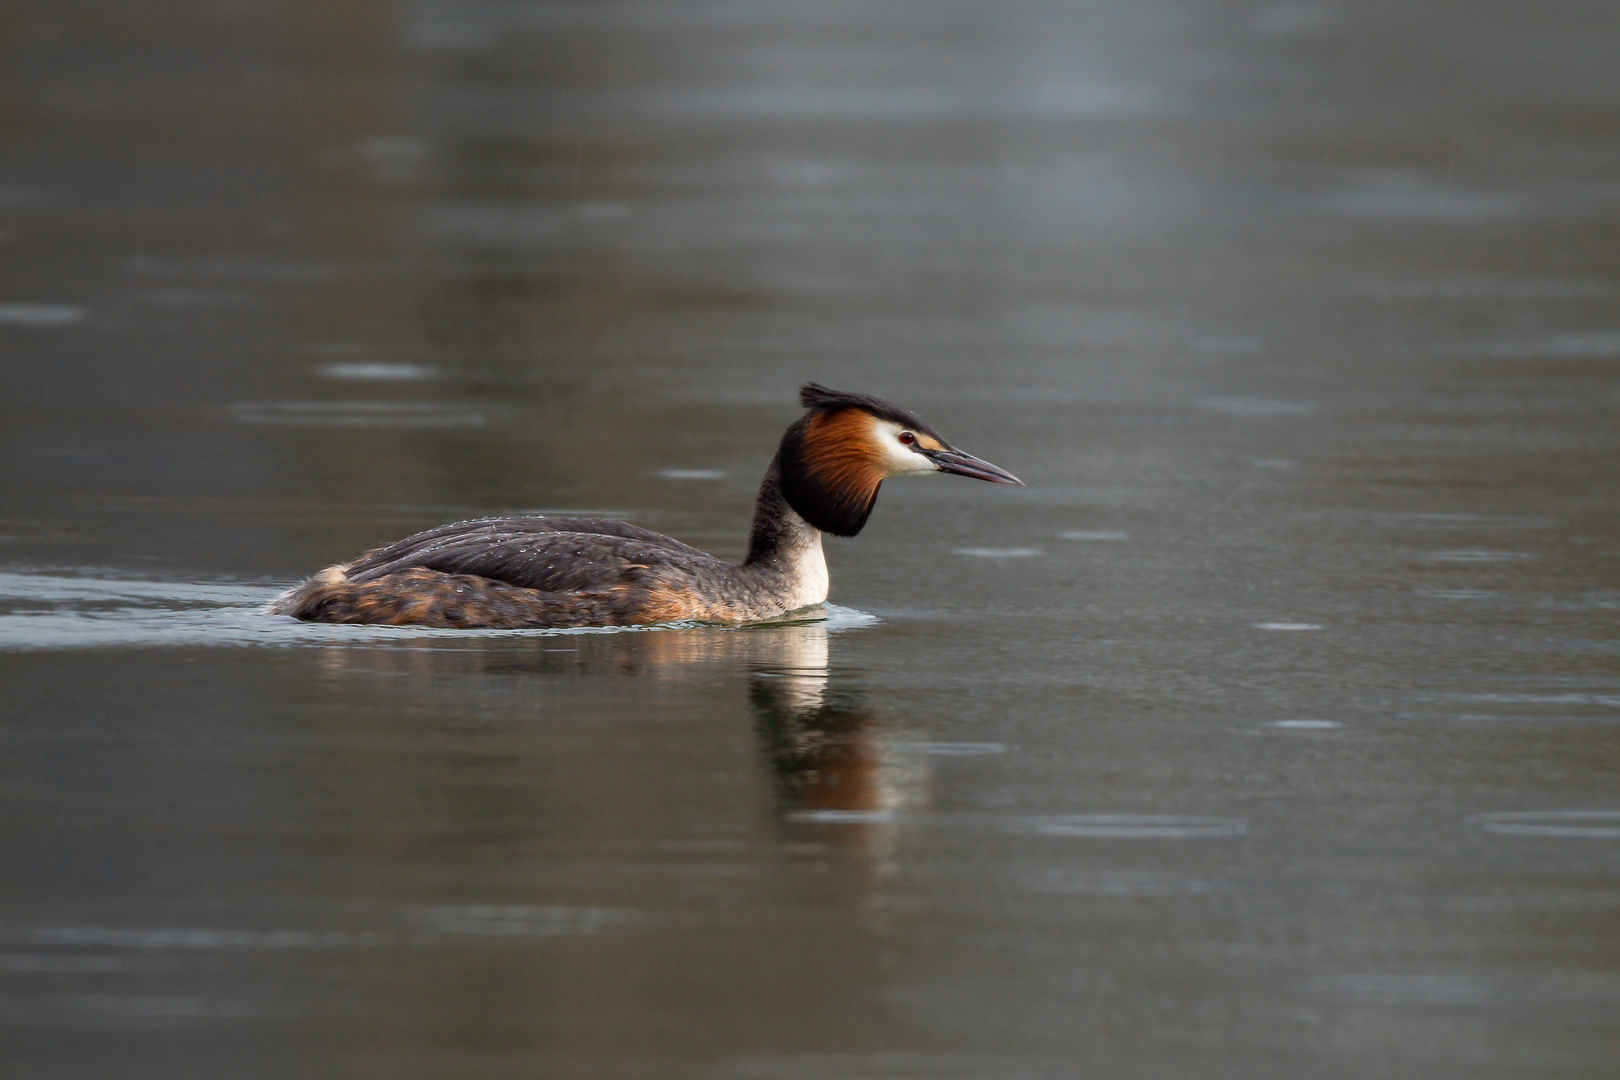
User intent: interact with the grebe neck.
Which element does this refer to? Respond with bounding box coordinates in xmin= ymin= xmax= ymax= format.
xmin=742 ymin=452 xmax=828 ymax=609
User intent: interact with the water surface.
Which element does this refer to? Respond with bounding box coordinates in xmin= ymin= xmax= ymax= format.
xmin=2 ymin=1 xmax=1618 ymax=1077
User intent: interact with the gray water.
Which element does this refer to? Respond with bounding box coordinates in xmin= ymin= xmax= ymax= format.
xmin=3 ymin=1 xmax=1619 ymax=1077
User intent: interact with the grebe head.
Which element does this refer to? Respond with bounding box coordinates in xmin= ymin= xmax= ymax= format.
xmin=778 ymin=382 xmax=1023 ymax=537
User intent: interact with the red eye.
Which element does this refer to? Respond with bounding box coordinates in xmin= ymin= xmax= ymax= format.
xmin=899 ymin=431 xmax=916 ymax=445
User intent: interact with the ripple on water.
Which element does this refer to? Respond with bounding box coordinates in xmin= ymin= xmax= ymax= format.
xmin=0 ymin=572 xmax=307 ymax=650
xmin=402 ymin=13 xmax=496 ymax=53
xmin=1448 ymin=690 xmax=1620 ymax=709
xmin=0 ymin=570 xmax=880 ymax=650
xmin=316 ymin=362 xmax=439 ymax=381
xmin=1303 ymin=973 xmax=1493 ymax=1006
xmin=1378 ymin=512 xmax=1557 ymax=531
xmin=890 ymin=742 xmax=1008 ymax=756
xmin=818 ymin=604 xmax=882 ymax=631
xmin=1059 ymin=530 xmax=1129 ymax=542
xmin=1267 ymin=720 xmax=1342 ymax=730
xmin=1470 ymin=811 xmax=1620 ymax=838
xmin=1424 ymin=550 xmax=1535 ymax=563
xmin=0 ymin=953 xmax=175 ymax=974
xmin=1313 ymin=174 xmax=1523 ymax=221
xmin=1024 ymin=869 xmax=1226 ymax=896
xmin=126 ymin=253 xmax=344 ymax=283
xmin=1443 ymin=333 xmax=1620 ymax=358
xmin=1028 ymin=814 xmax=1248 ymax=839
xmin=727 ymin=1053 xmax=1076 ymax=1079
xmin=787 ymin=809 xmax=901 ymax=825
xmin=228 ymin=402 xmax=489 ymax=427
xmin=351 ymin=135 xmax=431 ymax=183
xmin=0 ymin=303 xmax=85 ymax=326
xmin=1367 ymin=277 xmax=1615 ymax=300
xmin=409 ymin=905 xmax=644 ymax=936
xmin=5 ymin=924 xmax=372 ymax=950
xmin=3 ymin=907 xmax=640 ymax=953
xmin=1189 ymin=336 xmax=1261 ymax=354
xmin=13 ymin=992 xmax=284 ymax=1028
xmin=1254 ymin=622 xmax=1322 ymax=631
xmin=657 ymin=468 xmax=726 ymax=480
xmin=1195 ymin=397 xmax=1318 ymax=417
xmin=953 ymin=547 xmax=1043 ymax=558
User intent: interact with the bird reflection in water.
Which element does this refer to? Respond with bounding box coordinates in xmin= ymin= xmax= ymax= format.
xmin=745 ymin=624 xmax=928 ymax=866
xmin=309 ymin=618 xmax=927 ymax=863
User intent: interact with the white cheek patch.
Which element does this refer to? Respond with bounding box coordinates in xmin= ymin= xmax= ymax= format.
xmin=872 ymin=420 xmax=939 ymax=476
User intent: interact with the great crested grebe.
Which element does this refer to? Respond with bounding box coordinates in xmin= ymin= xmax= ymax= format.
xmin=272 ymin=383 xmax=1022 ymax=629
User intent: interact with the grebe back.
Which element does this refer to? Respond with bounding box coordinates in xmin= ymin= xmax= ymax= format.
xmin=272 ymin=383 xmax=1022 ymax=628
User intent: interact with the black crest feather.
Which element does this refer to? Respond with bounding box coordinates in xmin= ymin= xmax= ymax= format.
xmin=798 ymin=382 xmax=942 ymax=439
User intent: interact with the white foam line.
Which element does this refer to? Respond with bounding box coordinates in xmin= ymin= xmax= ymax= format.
xmin=1030 ymin=814 xmax=1248 ymax=839
xmin=657 ymin=469 xmax=726 ymax=480
xmin=1471 ymin=811 xmax=1620 ymax=838
xmin=787 ymin=810 xmax=900 ymax=824
xmin=890 ymin=742 xmax=1009 ymax=756
xmin=316 ymin=362 xmax=438 ymax=381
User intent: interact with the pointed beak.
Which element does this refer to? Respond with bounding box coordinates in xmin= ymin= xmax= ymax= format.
xmin=925 ymin=447 xmax=1024 ymax=486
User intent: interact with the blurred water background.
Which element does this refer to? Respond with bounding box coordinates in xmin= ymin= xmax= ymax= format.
xmin=2 ymin=1 xmax=1618 ymax=1077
